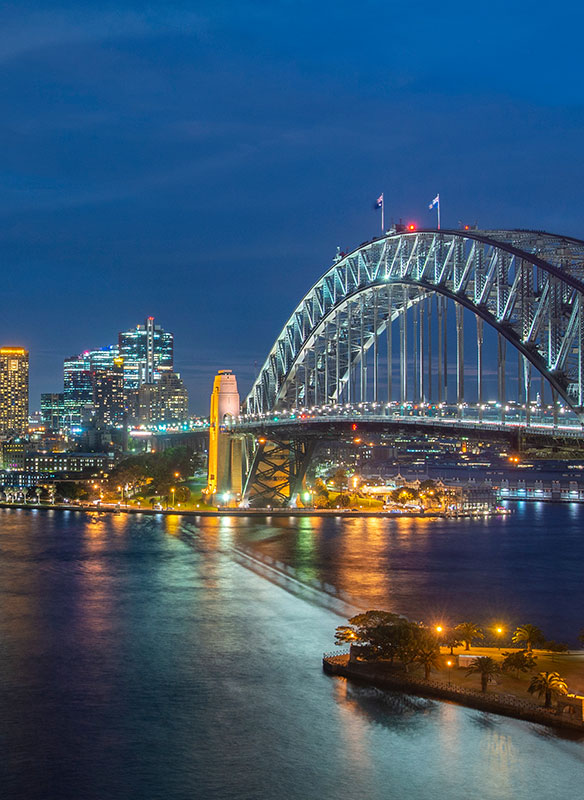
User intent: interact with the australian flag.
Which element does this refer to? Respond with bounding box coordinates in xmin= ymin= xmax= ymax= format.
xmin=374 ymin=193 xmax=383 ymax=209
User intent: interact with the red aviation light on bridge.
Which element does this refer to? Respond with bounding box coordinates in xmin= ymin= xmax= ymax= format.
xmin=407 ymin=223 xmax=416 ymax=231
xmin=351 ymin=423 xmax=358 ymax=430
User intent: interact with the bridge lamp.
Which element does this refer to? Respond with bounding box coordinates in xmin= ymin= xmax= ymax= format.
xmin=223 ymin=492 xmax=230 ymax=504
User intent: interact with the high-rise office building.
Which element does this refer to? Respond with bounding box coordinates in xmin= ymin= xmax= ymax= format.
xmin=92 ymin=356 xmax=125 ymax=426
xmin=119 ymin=317 xmax=173 ymax=390
xmin=41 ymin=392 xmax=65 ymax=430
xmin=0 ymin=348 xmax=29 ymax=435
xmin=63 ymin=346 xmax=119 ymax=425
xmin=137 ymin=372 xmax=188 ymax=425
xmin=63 ymin=352 xmax=92 ymax=425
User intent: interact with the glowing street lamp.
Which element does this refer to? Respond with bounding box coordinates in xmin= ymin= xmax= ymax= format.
xmin=170 ymin=486 xmax=176 ymax=508
xmin=446 ymin=659 xmax=453 ymax=686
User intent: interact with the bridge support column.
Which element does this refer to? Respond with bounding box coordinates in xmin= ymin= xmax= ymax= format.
xmin=437 ymin=296 xmax=443 ymax=404
xmin=242 ymin=436 xmax=315 ymax=508
xmin=347 ymin=301 xmax=352 ymax=403
xmin=498 ymin=334 xmax=506 ymax=422
xmin=413 ymin=302 xmax=419 ymax=404
xmin=427 ymin=296 xmax=432 ymax=403
xmin=523 ymin=356 xmax=531 ymax=426
xmin=456 ymin=303 xmax=464 ymax=418
xmin=386 ymin=289 xmax=393 ymax=403
xmin=373 ymin=293 xmax=379 ymax=403
xmin=477 ymin=316 xmax=484 ymax=421
xmin=442 ymin=296 xmax=448 ymax=405
xmin=400 ymin=291 xmax=407 ymax=405
xmin=419 ymin=298 xmax=425 ymax=403
xmin=360 ymin=295 xmax=365 ymax=402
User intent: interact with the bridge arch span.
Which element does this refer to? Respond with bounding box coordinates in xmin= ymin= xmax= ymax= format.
xmin=246 ymin=229 xmax=584 ymax=421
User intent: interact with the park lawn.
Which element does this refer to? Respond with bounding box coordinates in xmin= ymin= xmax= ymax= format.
xmin=431 ymin=646 xmax=584 ymax=703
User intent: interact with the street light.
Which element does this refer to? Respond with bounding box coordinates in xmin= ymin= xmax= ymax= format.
xmin=170 ymin=486 xmax=176 ymax=508
xmin=495 ymin=625 xmax=504 ymax=650
xmin=446 ymin=659 xmax=453 ymax=686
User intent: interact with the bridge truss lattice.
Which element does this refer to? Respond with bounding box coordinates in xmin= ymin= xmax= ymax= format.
xmin=245 ymin=229 xmax=584 ymax=422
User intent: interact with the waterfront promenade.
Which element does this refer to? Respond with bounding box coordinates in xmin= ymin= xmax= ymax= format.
xmin=0 ymin=501 xmax=496 ymax=519
xmin=323 ymin=652 xmax=584 ymax=734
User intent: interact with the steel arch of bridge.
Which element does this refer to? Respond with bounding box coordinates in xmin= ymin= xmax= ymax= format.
xmin=245 ymin=229 xmax=584 ymax=421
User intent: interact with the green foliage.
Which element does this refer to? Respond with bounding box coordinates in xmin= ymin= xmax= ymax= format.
xmin=55 ymin=481 xmax=88 ymax=501
xmin=466 ymin=656 xmax=500 ymax=692
xmin=391 ymin=487 xmax=418 ymax=505
xmin=108 ymin=446 xmax=202 ymax=497
xmin=527 ymin=671 xmax=568 ymax=708
xmin=512 ymin=624 xmax=545 ymax=652
xmin=455 ymin=622 xmax=485 ymax=650
xmin=543 ymin=640 xmax=569 ymax=653
xmin=313 ymin=478 xmax=329 ymax=498
xmin=443 ymin=630 xmax=463 ymax=654
xmin=335 ymin=611 xmax=439 ymax=673
xmin=501 ymin=650 xmax=537 ymax=676
xmin=175 ymin=486 xmax=191 ymax=504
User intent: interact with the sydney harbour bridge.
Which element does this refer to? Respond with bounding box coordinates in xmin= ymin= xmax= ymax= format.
xmin=202 ymin=226 xmax=584 ymax=507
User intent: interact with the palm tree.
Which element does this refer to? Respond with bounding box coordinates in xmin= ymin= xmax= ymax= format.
xmin=455 ymin=622 xmax=484 ymax=650
xmin=512 ymin=624 xmax=545 ymax=652
xmin=415 ymin=647 xmax=441 ymax=680
xmin=444 ymin=630 xmax=463 ymax=655
xmin=466 ymin=656 xmax=500 ymax=692
xmin=527 ymin=671 xmax=568 ymax=708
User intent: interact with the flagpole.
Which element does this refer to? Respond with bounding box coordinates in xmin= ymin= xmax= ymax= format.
xmin=381 ymin=193 xmax=384 ymax=233
xmin=437 ymin=194 xmax=441 ymax=230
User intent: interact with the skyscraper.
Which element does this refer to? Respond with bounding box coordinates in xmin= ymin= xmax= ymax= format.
xmin=63 ymin=352 xmax=92 ymax=425
xmin=63 ymin=345 xmax=120 ymax=425
xmin=41 ymin=392 xmax=65 ymax=430
xmin=118 ymin=317 xmax=173 ymax=390
xmin=92 ymin=356 xmax=125 ymax=425
xmin=0 ymin=348 xmax=29 ymax=435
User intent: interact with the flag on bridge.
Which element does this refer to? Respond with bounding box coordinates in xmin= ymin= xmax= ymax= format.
xmin=428 ymin=193 xmax=441 ymax=229
xmin=374 ymin=193 xmax=384 ymax=232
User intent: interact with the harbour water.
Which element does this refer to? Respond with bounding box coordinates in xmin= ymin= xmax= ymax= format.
xmin=0 ymin=504 xmax=583 ymax=799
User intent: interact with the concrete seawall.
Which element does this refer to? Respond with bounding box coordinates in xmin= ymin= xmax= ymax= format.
xmin=323 ymin=655 xmax=584 ymax=734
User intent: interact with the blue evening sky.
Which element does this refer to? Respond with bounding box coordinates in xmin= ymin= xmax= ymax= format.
xmin=1 ymin=1 xmax=583 ymax=412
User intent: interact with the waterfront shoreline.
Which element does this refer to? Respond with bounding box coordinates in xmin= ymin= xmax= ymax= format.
xmin=323 ymin=654 xmax=584 ymax=734
xmin=0 ymin=501 xmax=501 ymax=519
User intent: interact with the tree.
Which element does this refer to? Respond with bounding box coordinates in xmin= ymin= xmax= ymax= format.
xmin=391 ymin=487 xmax=418 ymax=505
xmin=175 ymin=486 xmax=191 ymax=504
xmin=501 ymin=650 xmax=537 ymax=677
xmin=335 ymin=611 xmax=410 ymax=662
xmin=336 ymin=493 xmax=351 ymax=508
xmin=328 ymin=468 xmax=347 ymax=490
xmin=314 ymin=478 xmax=329 ymax=499
xmin=455 ymin=622 xmax=484 ymax=650
xmin=527 ymin=671 xmax=568 ymax=708
xmin=443 ymin=630 xmax=463 ymax=655
xmin=466 ymin=656 xmax=500 ymax=693
xmin=335 ymin=611 xmax=403 ymax=644
xmin=512 ymin=624 xmax=545 ymax=652
xmin=412 ymin=632 xmax=441 ymax=680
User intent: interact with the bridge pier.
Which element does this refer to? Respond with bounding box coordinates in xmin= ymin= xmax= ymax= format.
xmin=242 ymin=435 xmax=315 ymax=508
xmin=207 ymin=370 xmax=243 ymax=506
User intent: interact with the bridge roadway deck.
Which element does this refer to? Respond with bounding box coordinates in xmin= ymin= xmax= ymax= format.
xmin=228 ymin=413 xmax=584 ymax=441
